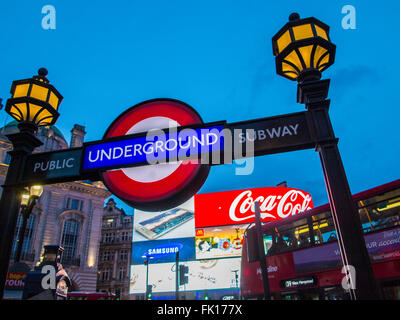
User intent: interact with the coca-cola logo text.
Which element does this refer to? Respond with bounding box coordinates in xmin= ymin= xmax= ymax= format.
xmin=229 ymin=189 xmax=313 ymax=223
xmin=194 ymin=187 xmax=313 ymax=228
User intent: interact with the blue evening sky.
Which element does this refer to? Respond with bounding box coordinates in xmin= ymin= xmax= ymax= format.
xmin=0 ymin=1 xmax=398 ymax=213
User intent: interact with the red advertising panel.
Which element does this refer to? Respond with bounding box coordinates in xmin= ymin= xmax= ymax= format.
xmin=194 ymin=187 xmax=313 ymax=228
xmin=5 ymin=272 xmax=27 ymax=290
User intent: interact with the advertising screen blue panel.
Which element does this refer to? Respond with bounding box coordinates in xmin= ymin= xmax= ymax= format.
xmin=132 ymin=237 xmax=195 ymax=265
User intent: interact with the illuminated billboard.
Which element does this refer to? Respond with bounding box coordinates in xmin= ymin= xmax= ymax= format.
xmin=131 ymin=237 xmax=195 ymax=265
xmin=195 ymin=224 xmax=250 ymax=259
xmin=133 ymin=197 xmax=195 ymax=242
xmin=130 ymin=186 xmax=312 ymax=296
xmin=130 ymin=258 xmax=241 ymax=294
xmin=194 ymin=187 xmax=313 ymax=228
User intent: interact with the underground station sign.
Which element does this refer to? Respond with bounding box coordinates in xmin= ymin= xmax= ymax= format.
xmin=20 ymin=98 xmax=316 ymax=211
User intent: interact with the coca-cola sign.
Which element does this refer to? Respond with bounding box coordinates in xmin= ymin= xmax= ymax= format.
xmin=194 ymin=187 xmax=313 ymax=228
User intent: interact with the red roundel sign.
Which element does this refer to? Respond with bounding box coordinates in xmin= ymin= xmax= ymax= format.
xmin=101 ymin=98 xmax=210 ymax=211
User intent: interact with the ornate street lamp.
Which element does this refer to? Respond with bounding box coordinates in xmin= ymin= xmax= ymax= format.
xmin=272 ymin=13 xmax=335 ymax=83
xmin=14 ymin=186 xmax=43 ymax=263
xmin=272 ymin=14 xmax=381 ymax=300
xmin=5 ymin=68 xmax=62 ymax=133
xmin=0 ymin=68 xmax=62 ymax=299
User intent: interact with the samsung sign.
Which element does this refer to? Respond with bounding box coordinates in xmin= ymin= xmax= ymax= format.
xmin=146 ymin=243 xmax=183 ymax=259
xmin=82 ymin=124 xmax=224 ymax=172
xmin=132 ymin=238 xmax=195 ymax=264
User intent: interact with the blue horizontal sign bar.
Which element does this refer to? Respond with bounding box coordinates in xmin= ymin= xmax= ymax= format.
xmin=82 ymin=124 xmax=225 ymax=171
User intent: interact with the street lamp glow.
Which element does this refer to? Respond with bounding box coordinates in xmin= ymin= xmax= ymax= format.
xmin=29 ymin=185 xmax=43 ymax=199
xmin=5 ymin=68 xmax=63 ymax=132
xmin=272 ymin=13 xmax=336 ymax=83
xmin=20 ymin=190 xmax=30 ymax=207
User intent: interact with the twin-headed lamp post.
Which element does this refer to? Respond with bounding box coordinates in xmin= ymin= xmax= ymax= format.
xmin=14 ymin=185 xmax=43 ymax=263
xmin=0 ymin=68 xmax=62 ymax=299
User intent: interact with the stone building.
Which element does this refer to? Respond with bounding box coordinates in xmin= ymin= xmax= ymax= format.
xmin=96 ymin=198 xmax=133 ymax=300
xmin=0 ymin=121 xmax=111 ymax=292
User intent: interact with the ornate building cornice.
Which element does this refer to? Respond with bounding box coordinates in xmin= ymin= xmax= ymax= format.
xmin=49 ymin=181 xmax=111 ymax=198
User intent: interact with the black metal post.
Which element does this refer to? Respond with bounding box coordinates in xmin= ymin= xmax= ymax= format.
xmin=14 ymin=208 xmax=28 ymax=263
xmin=0 ymin=127 xmax=42 ymax=299
xmin=175 ymin=251 xmax=179 ymax=300
xmin=14 ymin=198 xmax=36 ymax=263
xmin=254 ymin=201 xmax=271 ymax=300
xmin=232 ymin=270 xmax=239 ymax=289
xmin=299 ymin=78 xmax=382 ymax=300
xmin=144 ymin=257 xmax=149 ymax=299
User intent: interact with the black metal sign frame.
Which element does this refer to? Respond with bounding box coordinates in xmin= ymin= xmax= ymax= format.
xmin=16 ymin=111 xmax=317 ymax=187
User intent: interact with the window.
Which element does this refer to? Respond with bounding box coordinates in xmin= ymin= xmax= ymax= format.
xmin=357 ymin=191 xmax=400 ymax=233
xmin=276 ymin=218 xmax=311 ymax=251
xmin=123 ymin=217 xmax=131 ymax=227
xmin=121 ymin=231 xmax=129 ymax=242
xmin=100 ymin=269 xmax=110 ymax=281
xmin=103 ymin=218 xmax=115 ymax=228
xmin=104 ymin=233 xmax=115 ymax=243
xmin=4 ymin=152 xmax=11 ymax=165
xmin=103 ymin=250 xmax=114 ymax=262
xmin=311 ymin=211 xmax=337 ymax=245
xmin=61 ymin=219 xmax=80 ymax=262
xmin=66 ymin=198 xmax=83 ymax=211
xmin=118 ymin=267 xmax=125 ymax=280
xmin=119 ymin=249 xmax=128 ymax=261
xmin=12 ymin=213 xmax=36 ymax=257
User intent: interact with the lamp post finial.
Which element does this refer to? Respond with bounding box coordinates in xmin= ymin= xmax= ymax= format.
xmin=38 ymin=68 xmax=48 ymax=77
xmin=289 ymin=13 xmax=300 ymax=21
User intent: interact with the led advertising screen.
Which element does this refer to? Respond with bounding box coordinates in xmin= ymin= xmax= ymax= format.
xmin=195 ymin=224 xmax=249 ymax=259
xmin=130 ymin=258 xmax=241 ymax=294
xmin=131 ymin=237 xmax=195 ymax=265
xmin=133 ymin=197 xmax=195 ymax=242
xmin=194 ymin=187 xmax=313 ymax=228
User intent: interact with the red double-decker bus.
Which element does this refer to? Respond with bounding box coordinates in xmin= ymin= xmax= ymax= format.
xmin=241 ymin=179 xmax=400 ymax=300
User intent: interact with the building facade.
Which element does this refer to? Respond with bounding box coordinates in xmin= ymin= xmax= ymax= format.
xmin=96 ymin=198 xmax=133 ymax=300
xmin=0 ymin=122 xmax=111 ymax=292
